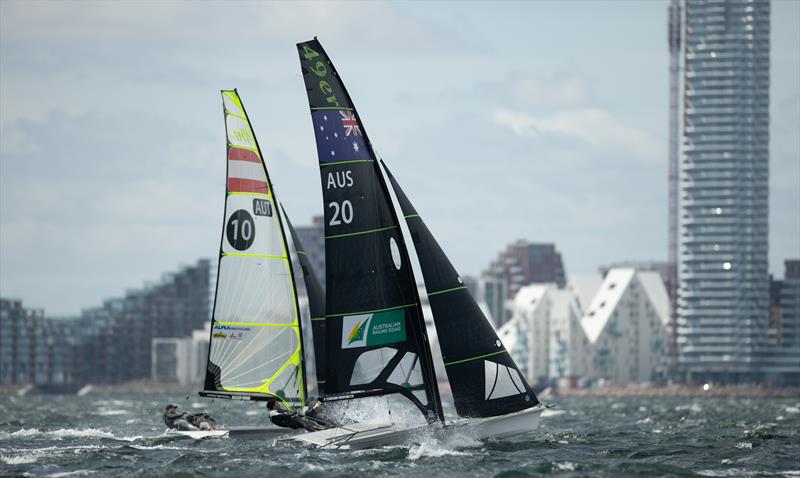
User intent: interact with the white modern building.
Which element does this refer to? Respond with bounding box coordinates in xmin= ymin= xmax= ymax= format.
xmin=151 ymin=322 xmax=210 ymax=385
xmin=677 ymin=0 xmax=771 ymax=383
xmin=499 ymin=268 xmax=671 ymax=387
xmin=582 ymin=269 xmax=670 ymax=384
xmin=500 ymin=285 xmax=551 ymax=386
xmin=500 ymin=284 xmax=589 ymax=388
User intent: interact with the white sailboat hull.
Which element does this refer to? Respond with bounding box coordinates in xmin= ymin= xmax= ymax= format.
xmin=446 ymin=405 xmax=544 ymax=440
xmin=294 ymin=406 xmax=543 ymax=449
xmin=468 ymin=405 xmax=543 ymax=439
xmin=292 ymin=422 xmax=424 ymax=449
xmin=166 ymin=429 xmax=229 ymax=440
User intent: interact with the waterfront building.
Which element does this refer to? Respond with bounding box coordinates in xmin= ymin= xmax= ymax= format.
xmin=479 ymin=275 xmax=508 ymax=327
xmin=293 ymin=215 xmax=326 ymax=290
xmin=152 ymin=323 xmax=210 ymax=385
xmin=484 ymin=241 xmax=567 ymax=299
xmin=548 ymin=288 xmax=590 ymax=385
xmin=499 ymin=268 xmax=670 ymax=387
xmin=0 ymin=259 xmax=212 ymax=387
xmin=765 ymin=260 xmax=800 ymax=385
xmin=677 ymin=0 xmax=771 ymax=383
xmin=582 ymin=269 xmax=670 ymax=384
xmin=599 ymin=261 xmax=669 ymax=289
xmin=500 ymin=284 xmax=588 ymax=388
xmin=500 ymin=285 xmax=551 ymax=386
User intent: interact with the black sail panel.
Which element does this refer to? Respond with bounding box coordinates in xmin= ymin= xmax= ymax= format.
xmin=282 ymin=208 xmax=327 ymax=396
xmin=297 ymin=38 xmax=443 ymax=421
xmin=383 ymin=161 xmax=539 ymax=418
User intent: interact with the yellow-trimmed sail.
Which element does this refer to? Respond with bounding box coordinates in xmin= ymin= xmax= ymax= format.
xmin=205 ymin=90 xmax=305 ymax=408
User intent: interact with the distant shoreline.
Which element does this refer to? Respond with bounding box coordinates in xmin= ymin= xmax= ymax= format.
xmin=2 ymin=381 xmax=799 ymax=399
xmin=553 ymin=384 xmax=800 ymax=399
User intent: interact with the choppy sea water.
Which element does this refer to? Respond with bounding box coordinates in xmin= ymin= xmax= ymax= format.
xmin=1 ymin=394 xmax=798 ymax=477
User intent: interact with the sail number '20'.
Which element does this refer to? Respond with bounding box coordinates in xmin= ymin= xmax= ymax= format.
xmin=328 ymin=200 xmax=353 ymax=226
xmin=302 ymin=44 xmax=341 ymax=107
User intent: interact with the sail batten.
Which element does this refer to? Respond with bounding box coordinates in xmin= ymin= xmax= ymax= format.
xmin=382 ymin=161 xmax=539 ymax=418
xmin=203 ymin=90 xmax=307 ymax=407
xmin=297 ymin=38 xmax=443 ymax=421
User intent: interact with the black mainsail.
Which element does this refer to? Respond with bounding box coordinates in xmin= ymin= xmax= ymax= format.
xmin=382 ymin=161 xmax=540 ymax=418
xmin=296 ymin=38 xmax=443 ymax=421
xmin=282 ymin=207 xmax=327 ymax=396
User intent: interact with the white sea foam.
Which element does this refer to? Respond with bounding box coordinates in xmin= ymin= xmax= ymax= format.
xmin=697 ymin=469 xmax=756 ymax=477
xmin=542 ymin=409 xmax=565 ymax=418
xmin=92 ymin=400 xmax=132 ymax=407
xmin=675 ymin=403 xmax=703 ymax=413
xmin=785 ymin=406 xmax=799 ymax=414
xmin=735 ymin=442 xmax=753 ymax=449
xmin=1 ymin=428 xmax=41 ymax=439
xmin=554 ymin=462 xmax=577 ymax=471
xmin=0 ymin=427 xmax=142 ymax=442
xmin=46 ymin=471 xmax=96 ymax=478
xmin=407 ymin=443 xmax=472 ymax=460
xmin=1 ymin=454 xmax=39 ymax=464
xmin=49 ymin=428 xmax=116 ymax=439
xmin=95 ymin=409 xmax=129 ymax=416
xmin=245 ymin=410 xmax=260 ymax=416
xmin=329 ymin=396 xmax=425 ymax=426
xmin=129 ymin=444 xmax=191 ymax=451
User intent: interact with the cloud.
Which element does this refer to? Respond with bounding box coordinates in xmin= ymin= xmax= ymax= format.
xmin=493 ymin=107 xmax=662 ymax=162
xmin=505 ymin=74 xmax=591 ymax=108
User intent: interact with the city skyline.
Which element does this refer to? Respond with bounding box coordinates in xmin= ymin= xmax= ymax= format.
xmin=1 ymin=1 xmax=798 ymax=315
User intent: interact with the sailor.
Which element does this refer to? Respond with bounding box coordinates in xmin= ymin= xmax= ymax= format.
xmin=162 ymin=404 xmax=215 ymax=431
xmin=266 ymin=398 xmax=331 ymax=432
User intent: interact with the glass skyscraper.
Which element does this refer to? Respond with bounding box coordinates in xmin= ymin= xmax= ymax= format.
xmin=677 ymin=0 xmax=770 ymax=383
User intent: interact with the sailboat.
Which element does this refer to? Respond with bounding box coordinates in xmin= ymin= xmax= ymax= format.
xmin=292 ymin=39 xmax=544 ymax=448
xmin=198 ymin=89 xmax=325 ymax=436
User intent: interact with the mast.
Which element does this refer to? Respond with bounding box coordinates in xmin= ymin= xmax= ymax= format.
xmin=296 ymin=38 xmax=443 ymax=422
xmin=667 ymin=0 xmax=682 ymax=379
xmin=201 ymin=90 xmax=307 ymax=408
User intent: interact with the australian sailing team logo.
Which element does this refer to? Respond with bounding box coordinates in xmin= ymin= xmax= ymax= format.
xmin=341 ymin=309 xmax=406 ymax=349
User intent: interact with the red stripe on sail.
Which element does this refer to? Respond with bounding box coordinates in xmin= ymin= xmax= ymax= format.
xmin=228 ymin=178 xmax=269 ymax=194
xmin=228 ymin=148 xmax=261 ymax=164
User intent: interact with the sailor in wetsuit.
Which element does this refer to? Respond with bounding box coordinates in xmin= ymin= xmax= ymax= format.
xmin=162 ymin=404 xmax=215 ymax=431
xmin=266 ymin=398 xmax=331 ymax=432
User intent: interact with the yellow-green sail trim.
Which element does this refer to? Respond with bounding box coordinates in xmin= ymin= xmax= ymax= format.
xmin=211 ymin=90 xmax=306 ymax=408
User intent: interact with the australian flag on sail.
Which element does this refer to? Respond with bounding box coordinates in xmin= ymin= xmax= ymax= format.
xmin=311 ymin=110 xmax=370 ymax=163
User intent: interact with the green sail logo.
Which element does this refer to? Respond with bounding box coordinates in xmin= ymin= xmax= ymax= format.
xmin=347 ymin=319 xmax=369 ymax=345
xmin=341 ymin=309 xmax=406 ymax=349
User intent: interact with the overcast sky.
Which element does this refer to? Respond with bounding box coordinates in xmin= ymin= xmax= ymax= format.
xmin=1 ymin=1 xmax=798 ymax=316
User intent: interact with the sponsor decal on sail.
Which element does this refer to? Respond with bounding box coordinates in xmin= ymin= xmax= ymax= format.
xmin=212 ymin=324 xmax=251 ymax=340
xmin=340 ymin=309 xmax=406 ymax=349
